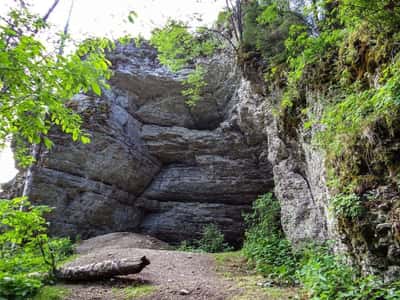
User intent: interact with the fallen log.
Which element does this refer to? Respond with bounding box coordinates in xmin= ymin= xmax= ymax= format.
xmin=55 ymin=256 xmax=150 ymax=281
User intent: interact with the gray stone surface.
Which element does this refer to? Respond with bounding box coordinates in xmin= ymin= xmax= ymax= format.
xmin=139 ymin=201 xmax=250 ymax=246
xmin=236 ymin=79 xmax=330 ymax=246
xmin=24 ymin=42 xmax=273 ymax=245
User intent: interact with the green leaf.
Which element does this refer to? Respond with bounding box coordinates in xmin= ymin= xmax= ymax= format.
xmin=128 ymin=10 xmax=138 ymax=24
xmin=43 ymin=137 xmax=53 ymax=149
xmin=80 ymin=135 xmax=91 ymax=144
xmin=91 ymin=82 xmax=101 ymax=96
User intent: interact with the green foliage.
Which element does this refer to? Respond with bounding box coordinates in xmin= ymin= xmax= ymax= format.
xmin=0 ymin=3 xmax=112 ymax=166
xmin=178 ymin=224 xmax=232 ymax=253
xmin=182 ymin=65 xmax=207 ymax=106
xmin=242 ymin=193 xmax=299 ymax=284
xmin=238 ymin=1 xmax=400 ymax=298
xmin=216 ymin=10 xmax=232 ymax=28
xmin=198 ymin=223 xmax=232 ymax=253
xmin=0 ymin=273 xmax=42 ymax=300
xmin=242 ymin=0 xmax=300 ymax=68
xmin=241 ymin=194 xmax=400 ymax=298
xmin=281 ymin=25 xmax=343 ymax=108
xmin=330 ymin=193 xmax=364 ymax=219
xmin=298 ymin=246 xmax=357 ymax=300
xmin=150 ymin=21 xmax=218 ymax=106
xmin=240 ymin=0 xmax=400 ymax=190
xmin=150 ymin=20 xmax=217 ymax=72
xmin=298 ymin=246 xmax=400 ymax=300
xmin=339 ymin=0 xmax=400 ymax=31
xmin=0 ymin=198 xmax=73 ymax=299
xmin=316 ymin=54 xmax=400 ymax=189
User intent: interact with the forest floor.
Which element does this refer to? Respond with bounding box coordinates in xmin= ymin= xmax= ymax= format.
xmin=36 ymin=233 xmax=301 ymax=300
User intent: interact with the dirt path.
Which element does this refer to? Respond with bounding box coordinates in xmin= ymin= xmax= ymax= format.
xmin=60 ymin=233 xmax=238 ymax=300
xmin=57 ymin=233 xmax=300 ymax=300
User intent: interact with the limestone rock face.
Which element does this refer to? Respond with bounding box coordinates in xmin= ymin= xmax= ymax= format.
xmin=235 ymin=80 xmax=330 ymax=246
xmin=26 ymin=43 xmax=273 ymax=245
xmin=12 ymin=41 xmax=399 ymax=277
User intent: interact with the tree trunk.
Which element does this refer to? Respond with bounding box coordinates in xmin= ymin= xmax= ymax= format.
xmin=55 ymin=256 xmax=150 ymax=281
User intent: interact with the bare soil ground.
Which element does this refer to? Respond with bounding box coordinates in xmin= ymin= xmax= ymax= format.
xmin=56 ymin=233 xmax=300 ymax=300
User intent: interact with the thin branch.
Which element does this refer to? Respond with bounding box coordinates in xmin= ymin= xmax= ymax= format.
xmin=225 ymin=0 xmax=240 ymax=44
xmin=17 ymin=0 xmax=27 ymax=9
xmin=58 ymin=0 xmax=74 ymax=56
xmin=42 ymin=0 xmax=61 ymax=23
xmin=236 ymin=0 xmax=243 ymax=42
xmin=202 ymin=27 xmax=238 ymax=53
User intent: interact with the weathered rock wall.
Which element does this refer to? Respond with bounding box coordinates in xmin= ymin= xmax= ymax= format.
xmin=26 ymin=43 xmax=273 ymax=245
xmin=16 ymin=41 xmax=400 ymax=278
xmin=234 ymin=80 xmax=331 ymax=245
xmin=239 ymin=77 xmax=400 ymax=279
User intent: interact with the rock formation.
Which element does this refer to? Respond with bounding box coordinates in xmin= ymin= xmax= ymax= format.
xmin=25 ymin=43 xmax=273 ymax=246
xmin=7 ymin=41 xmax=399 ymax=279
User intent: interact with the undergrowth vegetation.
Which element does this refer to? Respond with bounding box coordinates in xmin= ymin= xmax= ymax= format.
xmin=178 ymin=223 xmax=232 ymax=253
xmin=242 ymin=193 xmax=400 ymax=299
xmin=0 ymin=198 xmax=73 ymax=299
xmin=242 ymin=193 xmax=298 ymax=285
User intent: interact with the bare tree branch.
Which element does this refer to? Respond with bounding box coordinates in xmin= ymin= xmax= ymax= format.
xmin=42 ymin=0 xmax=61 ymax=23
xmin=201 ymin=27 xmax=238 ymax=53
xmin=59 ymin=0 xmax=74 ymax=56
xmin=225 ymin=0 xmax=240 ymax=44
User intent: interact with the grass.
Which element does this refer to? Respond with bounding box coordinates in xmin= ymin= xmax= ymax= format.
xmin=57 ymin=254 xmax=79 ymax=267
xmin=214 ymin=251 xmax=305 ymax=300
xmin=31 ymin=285 xmax=70 ymax=300
xmin=112 ymin=284 xmax=156 ymax=299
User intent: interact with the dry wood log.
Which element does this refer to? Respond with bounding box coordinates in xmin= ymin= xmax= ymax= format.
xmin=55 ymin=256 xmax=150 ymax=281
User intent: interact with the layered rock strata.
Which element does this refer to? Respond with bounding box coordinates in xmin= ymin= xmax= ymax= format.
xmin=26 ymin=43 xmax=273 ymax=245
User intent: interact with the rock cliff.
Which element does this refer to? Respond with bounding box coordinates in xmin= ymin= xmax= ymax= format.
xmin=14 ymin=41 xmax=400 ymax=278
xmin=26 ymin=43 xmax=273 ymax=246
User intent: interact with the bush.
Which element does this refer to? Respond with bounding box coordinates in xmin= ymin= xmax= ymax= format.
xmin=150 ymin=20 xmax=218 ymax=72
xmin=0 ymin=198 xmax=73 ymax=299
xmin=242 ymin=193 xmax=299 ymax=284
xmin=150 ymin=21 xmax=219 ymax=106
xmin=197 ymin=224 xmax=232 ymax=253
xmin=242 ymin=1 xmax=301 ymax=67
xmin=181 ymin=65 xmax=207 ymax=107
xmin=298 ymin=246 xmax=356 ymax=299
xmin=241 ymin=194 xmax=400 ymax=298
xmin=331 ymin=193 xmax=364 ymax=219
xmin=298 ymin=246 xmax=400 ymax=300
xmin=0 ymin=273 xmax=42 ymax=300
xmin=178 ymin=224 xmax=232 ymax=253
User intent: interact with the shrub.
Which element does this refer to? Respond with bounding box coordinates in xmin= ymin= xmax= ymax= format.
xmin=150 ymin=21 xmax=219 ymax=106
xmin=298 ymin=246 xmax=400 ymax=300
xmin=178 ymin=224 xmax=232 ymax=253
xmin=316 ymin=54 xmax=400 ymax=190
xmin=331 ymin=193 xmax=364 ymax=219
xmin=181 ymin=65 xmax=207 ymax=107
xmin=0 ymin=198 xmax=73 ymax=299
xmin=150 ymin=20 xmax=218 ymax=72
xmin=242 ymin=193 xmax=299 ymax=284
xmin=197 ymin=224 xmax=232 ymax=253
xmin=298 ymin=246 xmax=356 ymax=299
xmin=339 ymin=0 xmax=400 ymax=32
xmin=242 ymin=0 xmax=301 ymax=67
